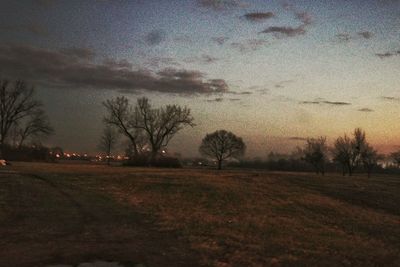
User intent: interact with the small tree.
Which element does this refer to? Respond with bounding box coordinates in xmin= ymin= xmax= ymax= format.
xmin=199 ymin=130 xmax=245 ymax=170
xmin=332 ymin=135 xmax=353 ymax=176
xmin=332 ymin=128 xmax=379 ymax=176
xmin=302 ymin=136 xmax=329 ymax=175
xmin=390 ymin=151 xmax=400 ymax=168
xmin=361 ymin=144 xmax=381 ymax=178
xmin=98 ymin=126 xmax=118 ymax=165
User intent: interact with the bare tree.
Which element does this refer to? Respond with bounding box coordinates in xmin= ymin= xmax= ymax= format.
xmin=390 ymin=151 xmax=400 ymax=168
xmin=103 ymin=97 xmax=145 ymax=157
xmin=134 ymin=97 xmax=194 ymax=162
xmin=104 ymin=96 xmax=194 ymax=163
xmin=98 ymin=126 xmax=118 ymax=165
xmin=302 ymin=136 xmax=329 ymax=175
xmin=199 ymin=130 xmax=245 ymax=170
xmin=16 ymin=109 xmax=54 ymax=148
xmin=0 ymin=79 xmax=47 ymax=157
xmin=361 ymin=144 xmax=381 ymax=178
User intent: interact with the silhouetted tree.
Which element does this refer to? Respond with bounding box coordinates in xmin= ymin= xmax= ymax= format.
xmin=104 ymin=96 xmax=194 ymax=164
xmin=301 ymin=136 xmax=329 ymax=175
xmin=332 ymin=128 xmax=367 ymax=176
xmin=199 ymin=130 xmax=245 ymax=170
xmin=0 ymin=79 xmax=50 ymax=158
xmin=361 ymin=144 xmax=381 ymax=178
xmin=390 ymin=151 xmax=400 ymax=168
xmin=15 ymin=109 xmax=53 ymax=148
xmin=98 ymin=126 xmax=118 ymax=165
xmin=134 ymin=97 xmax=194 ymax=162
xmin=103 ymin=97 xmax=145 ymax=157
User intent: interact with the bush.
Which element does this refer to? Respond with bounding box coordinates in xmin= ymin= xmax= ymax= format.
xmin=123 ymin=154 xmax=182 ymax=168
xmin=2 ymin=145 xmax=51 ymax=162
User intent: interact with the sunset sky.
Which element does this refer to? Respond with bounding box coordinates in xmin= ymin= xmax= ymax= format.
xmin=0 ymin=0 xmax=399 ymax=157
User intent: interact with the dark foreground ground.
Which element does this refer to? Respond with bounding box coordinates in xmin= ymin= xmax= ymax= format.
xmin=0 ymin=162 xmax=399 ymax=267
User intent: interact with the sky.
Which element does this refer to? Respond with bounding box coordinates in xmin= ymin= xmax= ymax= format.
xmin=0 ymin=0 xmax=399 ymax=158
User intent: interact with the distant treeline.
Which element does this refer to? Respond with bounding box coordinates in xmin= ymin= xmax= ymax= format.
xmin=227 ymin=157 xmax=400 ymax=175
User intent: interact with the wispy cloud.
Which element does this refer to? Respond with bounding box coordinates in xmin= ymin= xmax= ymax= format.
xmin=358 ymin=31 xmax=373 ymax=39
xmin=275 ymin=80 xmax=295 ymax=88
xmin=335 ymin=31 xmax=374 ymax=42
xmin=261 ymin=4 xmax=312 ymax=38
xmin=212 ymin=36 xmax=229 ymax=45
xmin=144 ymin=29 xmax=166 ymax=45
xmin=358 ymin=108 xmax=374 ymax=112
xmin=227 ymin=91 xmax=253 ymax=95
xmin=261 ymin=26 xmax=306 ymax=37
xmin=198 ymin=0 xmax=249 ymax=11
xmin=0 ymin=44 xmax=229 ymax=95
xmin=206 ymin=97 xmax=224 ymax=102
xmin=381 ymin=96 xmax=400 ymax=101
xmin=288 ymin=136 xmax=307 ymax=141
xmin=300 ymin=99 xmax=351 ymax=106
xmin=243 ymin=12 xmax=275 ymax=22
xmin=184 ymin=54 xmax=219 ymax=64
xmin=145 ymin=57 xmax=180 ymax=68
xmin=231 ymin=39 xmax=268 ymax=53
xmin=376 ymin=50 xmax=400 ymax=59
xmin=335 ymin=33 xmax=351 ymax=42
xmin=295 ymin=11 xmax=312 ymax=25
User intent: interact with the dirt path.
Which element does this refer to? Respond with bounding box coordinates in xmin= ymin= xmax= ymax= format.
xmin=0 ymin=171 xmax=202 ymax=267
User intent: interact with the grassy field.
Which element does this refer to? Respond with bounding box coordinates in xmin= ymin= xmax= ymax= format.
xmin=0 ymin=162 xmax=399 ymax=267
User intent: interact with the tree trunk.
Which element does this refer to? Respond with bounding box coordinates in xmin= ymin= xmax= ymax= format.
xmin=217 ymin=160 xmax=222 ymax=170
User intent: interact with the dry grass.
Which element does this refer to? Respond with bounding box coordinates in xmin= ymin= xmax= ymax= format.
xmin=1 ymin=162 xmax=399 ymax=266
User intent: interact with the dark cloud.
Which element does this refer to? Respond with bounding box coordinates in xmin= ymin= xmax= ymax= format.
xmin=198 ymin=0 xmax=249 ymax=11
xmin=0 ymin=44 xmax=229 ymax=95
xmin=358 ymin=108 xmax=374 ymax=112
xmin=243 ymin=12 xmax=275 ymax=22
xmin=60 ymin=47 xmax=95 ymax=60
xmin=103 ymin=58 xmax=133 ymax=69
xmin=0 ymin=23 xmax=48 ymax=36
xmin=288 ymin=136 xmax=307 ymax=141
xmin=145 ymin=29 xmax=166 ymax=45
xmin=300 ymin=100 xmax=351 ymax=106
xmin=34 ymin=0 xmax=55 ymax=7
xmin=231 ymin=39 xmax=268 ymax=53
xmin=212 ymin=36 xmax=229 ymax=45
xmin=260 ymin=26 xmax=306 ymax=37
xmin=358 ymin=31 xmax=373 ymax=39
